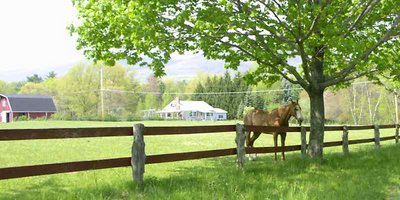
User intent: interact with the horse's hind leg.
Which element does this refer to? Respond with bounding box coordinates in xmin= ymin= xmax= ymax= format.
xmin=273 ymin=133 xmax=278 ymax=161
xmin=281 ymin=132 xmax=287 ymax=160
xmin=245 ymin=131 xmax=251 ymax=147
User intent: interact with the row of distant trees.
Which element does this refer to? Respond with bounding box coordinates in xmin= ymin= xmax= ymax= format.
xmin=0 ymin=63 xmax=397 ymax=123
xmin=0 ymin=63 xmax=300 ymax=121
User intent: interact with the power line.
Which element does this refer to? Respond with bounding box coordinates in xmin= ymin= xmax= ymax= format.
xmin=102 ymin=88 xmax=304 ymax=95
xmin=101 ymin=81 xmax=375 ymax=95
xmin=51 ymin=81 xmax=376 ymax=96
xmin=56 ymin=90 xmax=99 ymax=95
xmin=351 ymin=81 xmax=374 ymax=85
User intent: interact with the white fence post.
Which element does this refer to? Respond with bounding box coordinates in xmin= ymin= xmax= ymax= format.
xmin=374 ymin=124 xmax=380 ymax=149
xmin=396 ymin=124 xmax=399 ymax=144
xmin=342 ymin=126 xmax=349 ymax=155
xmin=132 ymin=123 xmax=146 ymax=183
xmin=235 ymin=124 xmax=245 ymax=169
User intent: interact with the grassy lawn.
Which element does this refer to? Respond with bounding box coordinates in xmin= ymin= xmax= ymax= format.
xmin=0 ymin=120 xmax=399 ymax=199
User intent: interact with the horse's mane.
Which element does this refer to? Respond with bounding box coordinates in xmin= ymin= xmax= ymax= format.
xmin=252 ymin=103 xmax=292 ymax=117
xmin=269 ymin=103 xmax=290 ymax=114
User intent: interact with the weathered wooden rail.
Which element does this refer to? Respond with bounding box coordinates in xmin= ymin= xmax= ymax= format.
xmin=0 ymin=124 xmax=398 ymax=183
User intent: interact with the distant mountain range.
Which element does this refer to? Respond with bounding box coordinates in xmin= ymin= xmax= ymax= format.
xmin=132 ymin=53 xmax=254 ymax=82
xmin=0 ymin=53 xmax=254 ymax=83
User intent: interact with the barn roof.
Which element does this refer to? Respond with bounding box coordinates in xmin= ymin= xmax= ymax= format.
xmin=0 ymin=94 xmax=57 ymax=112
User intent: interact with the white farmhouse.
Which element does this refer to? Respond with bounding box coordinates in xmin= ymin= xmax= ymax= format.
xmin=158 ymin=97 xmax=227 ymax=120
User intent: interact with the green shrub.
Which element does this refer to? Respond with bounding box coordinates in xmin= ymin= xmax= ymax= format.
xmin=103 ymin=113 xmax=120 ymax=122
xmin=33 ymin=117 xmax=47 ymax=121
xmin=15 ymin=115 xmax=28 ymax=121
xmin=50 ymin=113 xmax=73 ymax=121
xmin=125 ymin=113 xmax=141 ymax=121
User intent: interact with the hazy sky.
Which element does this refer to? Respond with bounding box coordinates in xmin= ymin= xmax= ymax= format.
xmin=0 ymin=0 xmax=85 ymax=82
xmin=0 ymin=0 xmax=256 ymax=83
xmin=1 ymin=1 xmax=310 ymax=84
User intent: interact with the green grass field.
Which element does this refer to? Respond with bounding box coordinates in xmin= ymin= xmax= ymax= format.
xmin=0 ymin=120 xmax=399 ymax=199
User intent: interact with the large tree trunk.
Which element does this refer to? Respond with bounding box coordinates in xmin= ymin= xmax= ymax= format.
xmin=307 ymin=89 xmax=325 ymax=159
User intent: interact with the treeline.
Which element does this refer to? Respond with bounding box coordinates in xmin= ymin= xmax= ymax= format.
xmin=0 ymin=63 xmax=297 ymax=121
xmin=0 ymin=63 xmax=397 ymax=124
xmin=191 ymin=73 xmax=299 ymax=119
xmin=1 ymin=63 xmax=141 ymax=121
xmin=323 ymin=83 xmax=398 ymax=125
xmin=192 ymin=72 xmax=248 ymax=119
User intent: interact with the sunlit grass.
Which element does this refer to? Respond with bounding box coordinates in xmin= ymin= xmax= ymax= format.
xmin=0 ymin=120 xmax=399 ymax=199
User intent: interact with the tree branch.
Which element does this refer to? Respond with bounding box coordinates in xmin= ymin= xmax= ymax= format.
xmin=245 ymin=34 xmax=309 ymax=88
xmin=257 ymin=0 xmax=299 ymax=40
xmin=297 ymin=41 xmax=312 ymax=83
xmin=302 ymin=1 xmax=328 ymax=41
xmin=327 ymin=1 xmax=351 ymax=24
xmin=211 ymin=36 xmax=303 ymax=86
xmin=182 ymin=21 xmax=304 ymax=87
xmin=271 ymin=0 xmax=286 ymax=14
xmin=344 ymin=0 xmax=381 ymax=38
xmin=251 ymin=15 xmax=297 ymax=46
xmin=323 ymin=69 xmax=378 ymax=88
xmin=323 ymin=14 xmax=400 ymax=88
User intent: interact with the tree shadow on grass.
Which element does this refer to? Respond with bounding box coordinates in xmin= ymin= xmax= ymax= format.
xmin=0 ymin=178 xmax=69 ymax=200
xmin=123 ymin=144 xmax=400 ymax=199
xmin=2 ymin=145 xmax=400 ymax=199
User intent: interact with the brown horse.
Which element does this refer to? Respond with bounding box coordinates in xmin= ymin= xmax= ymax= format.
xmin=243 ymin=100 xmax=303 ymax=160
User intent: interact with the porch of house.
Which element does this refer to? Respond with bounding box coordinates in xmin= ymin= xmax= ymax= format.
xmin=159 ymin=111 xmax=215 ymax=120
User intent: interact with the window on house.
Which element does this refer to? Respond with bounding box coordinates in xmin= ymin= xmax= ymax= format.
xmin=167 ymin=113 xmax=171 ymax=117
xmin=2 ymin=100 xmax=5 ymax=107
xmin=207 ymin=113 xmax=212 ymax=116
xmin=218 ymin=115 xmax=224 ymax=119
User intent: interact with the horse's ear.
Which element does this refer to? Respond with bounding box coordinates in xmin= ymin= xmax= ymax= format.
xmin=290 ymin=99 xmax=299 ymax=105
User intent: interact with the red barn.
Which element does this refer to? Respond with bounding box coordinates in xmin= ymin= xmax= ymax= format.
xmin=0 ymin=94 xmax=57 ymax=123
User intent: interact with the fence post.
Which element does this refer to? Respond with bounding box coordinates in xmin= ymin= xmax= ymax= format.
xmin=132 ymin=123 xmax=146 ymax=184
xmin=342 ymin=126 xmax=349 ymax=155
xmin=300 ymin=126 xmax=307 ymax=158
xmin=374 ymin=124 xmax=380 ymax=149
xmin=396 ymin=124 xmax=399 ymax=144
xmin=235 ymin=123 xmax=245 ymax=169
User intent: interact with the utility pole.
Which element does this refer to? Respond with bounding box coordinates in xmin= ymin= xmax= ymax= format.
xmin=100 ymin=66 xmax=105 ymax=120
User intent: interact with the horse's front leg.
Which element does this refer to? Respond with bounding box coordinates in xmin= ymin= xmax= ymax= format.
xmin=245 ymin=131 xmax=252 ymax=160
xmin=280 ymin=132 xmax=287 ymax=160
xmin=245 ymin=131 xmax=256 ymax=161
xmin=250 ymin=132 xmax=261 ymax=160
xmin=273 ymin=133 xmax=278 ymax=161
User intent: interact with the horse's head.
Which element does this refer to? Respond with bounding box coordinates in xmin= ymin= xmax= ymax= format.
xmin=289 ymin=100 xmax=303 ymax=125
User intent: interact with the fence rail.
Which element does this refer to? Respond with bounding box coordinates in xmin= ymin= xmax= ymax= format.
xmin=0 ymin=124 xmax=396 ymax=141
xmin=0 ymin=124 xmax=399 ymax=182
xmin=0 ymin=127 xmax=133 ymax=141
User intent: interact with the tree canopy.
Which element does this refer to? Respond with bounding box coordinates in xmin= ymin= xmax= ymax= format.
xmin=70 ymin=0 xmax=400 ymax=159
xmin=70 ymin=0 xmax=400 ymax=85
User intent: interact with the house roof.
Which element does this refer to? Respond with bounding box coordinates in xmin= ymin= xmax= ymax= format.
xmin=1 ymin=94 xmax=57 ymax=112
xmin=158 ymin=100 xmax=227 ymax=113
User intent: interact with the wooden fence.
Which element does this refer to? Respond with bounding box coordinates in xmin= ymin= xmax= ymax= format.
xmin=0 ymin=124 xmax=399 ymax=183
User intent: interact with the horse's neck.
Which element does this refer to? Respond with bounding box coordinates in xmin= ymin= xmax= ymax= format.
xmin=278 ymin=106 xmax=291 ymax=126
